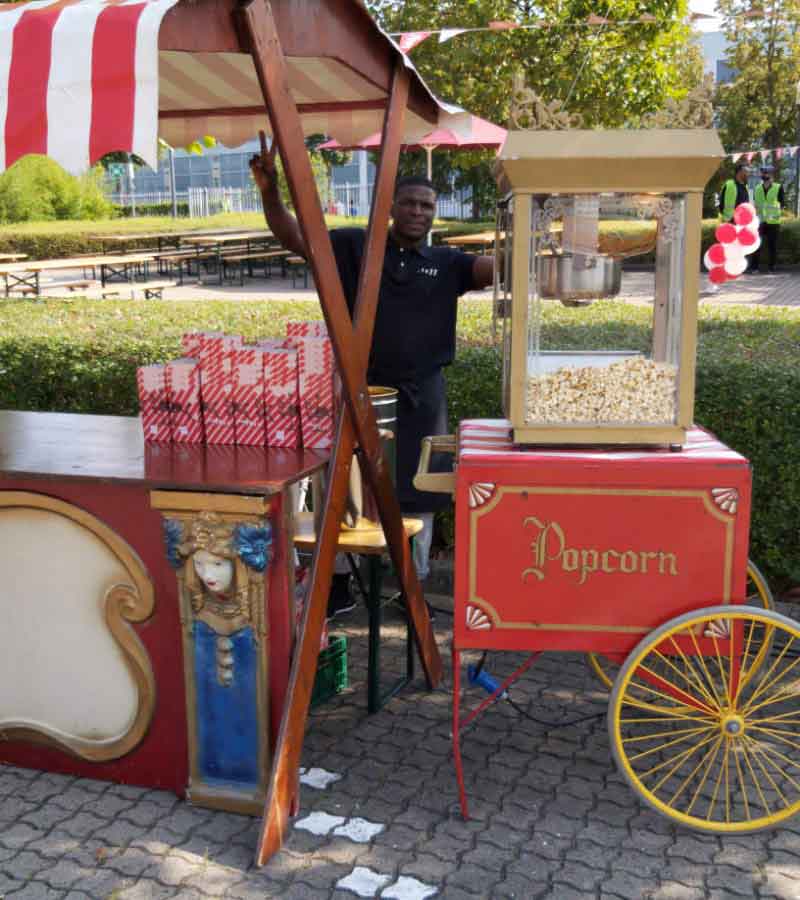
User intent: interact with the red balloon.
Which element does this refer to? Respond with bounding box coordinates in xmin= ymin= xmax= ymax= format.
xmin=737 ymin=227 xmax=758 ymax=246
xmin=707 ymin=243 xmax=726 ymax=265
xmin=715 ymin=223 xmax=737 ymax=243
xmin=709 ymin=266 xmax=729 ymax=284
xmin=733 ymin=204 xmax=755 ymax=226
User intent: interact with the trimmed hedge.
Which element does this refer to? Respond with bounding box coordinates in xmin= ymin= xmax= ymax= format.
xmin=0 ymin=298 xmax=797 ymax=591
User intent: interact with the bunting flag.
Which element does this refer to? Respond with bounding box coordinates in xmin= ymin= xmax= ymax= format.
xmin=731 ymin=152 xmax=742 ymax=163
xmin=727 ymin=146 xmax=799 ymax=163
xmin=398 ymin=31 xmax=431 ymax=52
xmin=488 ymin=20 xmax=518 ymax=30
xmin=439 ymin=28 xmax=467 ymax=43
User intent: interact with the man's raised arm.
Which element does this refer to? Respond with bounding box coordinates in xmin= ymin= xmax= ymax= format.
xmin=250 ymin=133 xmax=308 ymax=259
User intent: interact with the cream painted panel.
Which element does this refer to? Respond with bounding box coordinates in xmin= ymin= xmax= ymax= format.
xmin=0 ymin=508 xmax=138 ymax=739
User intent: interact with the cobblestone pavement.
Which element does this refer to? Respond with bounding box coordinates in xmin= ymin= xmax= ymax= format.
xmin=4 ymin=593 xmax=800 ymax=899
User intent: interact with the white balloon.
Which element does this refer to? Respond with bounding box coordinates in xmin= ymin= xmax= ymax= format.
xmin=723 ymin=241 xmax=747 ymax=261
xmin=743 ymin=234 xmax=761 ymax=256
xmin=724 ymin=255 xmax=747 ymax=276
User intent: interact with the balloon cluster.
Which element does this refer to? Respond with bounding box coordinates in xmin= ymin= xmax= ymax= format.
xmin=703 ymin=203 xmax=760 ymax=284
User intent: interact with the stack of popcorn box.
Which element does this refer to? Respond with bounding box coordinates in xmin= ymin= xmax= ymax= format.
xmin=166 ymin=359 xmax=203 ymax=444
xmin=232 ymin=347 xmax=266 ymax=446
xmin=196 ymin=334 xmax=240 ymax=445
xmin=261 ymin=343 xmax=301 ymax=448
xmin=138 ymin=324 xmax=335 ymax=448
xmin=284 ymin=322 xmax=335 ymax=450
xmin=136 ymin=364 xmax=172 ymax=442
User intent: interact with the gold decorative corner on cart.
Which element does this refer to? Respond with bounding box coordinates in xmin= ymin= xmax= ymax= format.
xmin=0 ymin=491 xmax=156 ymax=762
xmin=641 ymin=74 xmax=714 ymax=129
xmin=509 ymin=72 xmax=584 ymax=131
xmin=711 ymin=487 xmax=739 ymax=515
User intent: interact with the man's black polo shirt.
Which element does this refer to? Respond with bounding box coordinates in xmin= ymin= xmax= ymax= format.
xmin=329 ymin=228 xmax=476 ymax=381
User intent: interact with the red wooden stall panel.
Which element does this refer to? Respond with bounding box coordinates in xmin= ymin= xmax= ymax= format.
xmin=454 ymin=422 xmax=752 ymax=655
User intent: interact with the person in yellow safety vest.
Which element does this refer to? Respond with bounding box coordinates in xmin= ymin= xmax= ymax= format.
xmin=718 ymin=162 xmax=751 ymax=222
xmin=751 ymin=166 xmax=785 ymax=273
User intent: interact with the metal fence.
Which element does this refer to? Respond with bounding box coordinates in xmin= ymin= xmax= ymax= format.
xmin=110 ymin=183 xmax=475 ymax=220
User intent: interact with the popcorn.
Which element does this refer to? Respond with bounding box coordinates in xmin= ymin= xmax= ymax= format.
xmin=233 ymin=349 xmax=266 ymax=446
xmin=526 ymin=357 xmax=678 ymax=424
xmin=136 ymin=364 xmax=172 ymax=442
xmin=166 ymin=358 xmax=203 ymax=444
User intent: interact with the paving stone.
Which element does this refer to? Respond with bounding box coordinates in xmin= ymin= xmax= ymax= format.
xmin=768 ymin=850 xmax=800 ymax=878
xmin=762 ymin=869 xmax=800 ymax=898
xmin=398 ymin=852 xmax=458 ymax=884
xmin=117 ymin=881 xmax=179 ymax=899
xmin=145 ymin=853 xmax=203 ymax=887
xmin=460 ymin=843 xmax=515 ymax=872
xmin=57 ymin=811 xmax=108 ymax=840
xmin=666 ymin=834 xmax=720 ymax=864
xmin=0 ymin=871 xmax=24 ymax=893
xmin=1 ymin=823 xmax=43 ymax=850
xmin=127 ymin=802 xmax=182 ymax=830
xmin=443 ymin=863 xmax=499 ymax=896
xmin=4 ymin=882 xmax=66 ymax=900
xmin=181 ymin=862 xmax=246 ymax=895
xmin=107 ymin=848 xmax=161 ymax=878
xmin=39 ymin=859 xmax=90 ymax=889
xmin=601 ymin=870 xmax=658 ymax=898
xmin=707 ymin=864 xmax=760 ymax=896
xmin=50 ymin=787 xmax=93 ymax=813
xmin=374 ymin=825 xmax=422 ymax=853
xmin=0 ymin=797 xmax=40 ymax=823
xmin=650 ymin=885 xmax=705 ymax=900
xmin=83 ymin=792 xmax=138 ymax=819
xmin=490 ymin=874 xmax=550 ymax=899
xmin=2 ymin=850 xmax=56 ymax=881
xmin=552 ymin=860 xmax=605 ymax=892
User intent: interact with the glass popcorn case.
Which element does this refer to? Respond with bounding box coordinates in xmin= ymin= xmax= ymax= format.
xmin=494 ymin=129 xmax=724 ymax=445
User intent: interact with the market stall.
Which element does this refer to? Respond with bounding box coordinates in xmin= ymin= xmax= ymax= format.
xmin=0 ymin=0 xmax=490 ymax=862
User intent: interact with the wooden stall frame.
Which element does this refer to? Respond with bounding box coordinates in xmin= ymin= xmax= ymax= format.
xmin=236 ymin=0 xmax=443 ymax=864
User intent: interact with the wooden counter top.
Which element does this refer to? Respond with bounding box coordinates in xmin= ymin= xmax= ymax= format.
xmin=0 ymin=410 xmax=328 ymax=494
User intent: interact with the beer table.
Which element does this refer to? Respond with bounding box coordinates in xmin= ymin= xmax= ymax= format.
xmin=293 ymin=511 xmax=423 ymax=713
xmin=0 ymin=410 xmax=327 ymax=814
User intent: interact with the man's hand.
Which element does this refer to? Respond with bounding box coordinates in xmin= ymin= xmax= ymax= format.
xmin=250 ymin=131 xmax=279 ymax=196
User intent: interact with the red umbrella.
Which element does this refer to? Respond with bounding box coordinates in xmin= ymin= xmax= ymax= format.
xmin=319 ymin=113 xmax=507 ymax=180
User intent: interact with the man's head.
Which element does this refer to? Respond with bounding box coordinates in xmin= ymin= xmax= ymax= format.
xmin=761 ymin=166 xmax=774 ymax=183
xmin=735 ymin=163 xmax=750 ymax=183
xmin=391 ymin=175 xmax=437 ymax=245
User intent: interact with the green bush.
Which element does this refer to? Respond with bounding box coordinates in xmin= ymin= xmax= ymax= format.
xmin=0 ymin=298 xmax=797 ymax=592
xmin=0 ymin=156 xmax=112 ymax=223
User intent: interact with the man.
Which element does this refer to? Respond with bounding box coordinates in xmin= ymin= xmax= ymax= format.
xmin=718 ymin=163 xmax=750 ymax=223
xmin=752 ymin=166 xmax=784 ymax=273
xmin=250 ymin=144 xmax=494 ymax=615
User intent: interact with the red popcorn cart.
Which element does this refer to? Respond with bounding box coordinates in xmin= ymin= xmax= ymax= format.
xmin=415 ymin=117 xmax=797 ymax=834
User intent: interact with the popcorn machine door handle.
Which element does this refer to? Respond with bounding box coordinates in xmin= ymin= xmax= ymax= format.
xmin=413 ymin=435 xmax=456 ymax=495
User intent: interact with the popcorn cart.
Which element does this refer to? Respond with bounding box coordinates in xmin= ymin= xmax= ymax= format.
xmin=417 ymin=126 xmax=799 ymax=833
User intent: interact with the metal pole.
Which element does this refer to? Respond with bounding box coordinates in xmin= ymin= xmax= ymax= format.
xmin=169 ymin=147 xmax=178 ymax=218
xmin=426 ymin=144 xmax=435 ymax=246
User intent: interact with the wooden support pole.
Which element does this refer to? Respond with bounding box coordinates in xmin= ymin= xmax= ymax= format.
xmin=238 ymin=0 xmax=442 ymax=866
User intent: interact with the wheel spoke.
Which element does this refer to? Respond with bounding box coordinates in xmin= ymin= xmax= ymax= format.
xmin=687 ymin=629 xmax=726 ymax=711
xmin=686 ymin=735 xmax=724 ymax=816
xmin=743 ymin=735 xmax=791 ymax=805
xmin=741 ymin=638 xmax=798 ymax=715
xmin=652 ymin=648 xmax=719 ymax=710
xmin=626 ymin=725 xmax=715 ymax=762
xmin=743 ymin=740 xmax=800 ymax=792
xmin=622 ymin=724 xmax=714 ymax=746
xmin=668 ymin=634 xmax=722 ymax=712
xmin=669 ymin=734 xmax=723 ymax=809
xmin=739 ymin=738 xmax=771 ymax=816
xmin=646 ymin=733 xmax=719 ymax=793
xmin=747 ymin=726 xmax=800 ymax=755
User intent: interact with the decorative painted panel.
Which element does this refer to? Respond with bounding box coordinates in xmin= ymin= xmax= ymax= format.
xmin=151 ymin=491 xmax=273 ymax=815
xmin=0 ymin=491 xmax=156 ymax=761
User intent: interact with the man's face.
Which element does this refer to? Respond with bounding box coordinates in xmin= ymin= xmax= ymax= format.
xmin=391 ymin=185 xmax=437 ymax=243
xmin=736 ymin=167 xmax=749 ymax=183
xmin=762 ymin=172 xmax=772 ymax=185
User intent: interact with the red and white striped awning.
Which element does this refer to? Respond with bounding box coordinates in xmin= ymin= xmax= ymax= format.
xmin=0 ymin=0 xmax=466 ymax=175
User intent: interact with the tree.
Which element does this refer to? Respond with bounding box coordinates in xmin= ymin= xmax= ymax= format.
xmin=368 ymin=0 xmax=703 ymax=218
xmin=369 ymin=0 xmax=703 ymax=130
xmin=714 ymin=0 xmax=800 ymax=152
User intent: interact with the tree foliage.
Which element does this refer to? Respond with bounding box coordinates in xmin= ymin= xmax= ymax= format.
xmin=369 ymin=0 xmax=703 ymax=130
xmin=0 ymin=156 xmax=112 ymax=223
xmin=713 ymin=0 xmax=800 ymax=152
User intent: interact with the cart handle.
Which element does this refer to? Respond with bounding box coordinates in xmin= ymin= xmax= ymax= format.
xmin=413 ymin=435 xmax=457 ymax=495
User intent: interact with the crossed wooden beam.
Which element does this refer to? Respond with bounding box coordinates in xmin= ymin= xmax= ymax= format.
xmin=238 ymin=0 xmax=444 ymax=865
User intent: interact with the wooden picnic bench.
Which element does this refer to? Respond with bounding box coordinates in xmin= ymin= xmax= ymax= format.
xmin=0 ymin=253 xmax=156 ymax=297
xmin=285 ymin=255 xmax=310 ymax=288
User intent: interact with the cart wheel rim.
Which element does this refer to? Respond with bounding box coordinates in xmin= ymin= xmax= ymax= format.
xmin=609 ymin=604 xmax=800 ymax=834
xmin=588 ymin=559 xmax=775 ymax=692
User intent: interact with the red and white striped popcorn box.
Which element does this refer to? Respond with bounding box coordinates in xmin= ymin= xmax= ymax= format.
xmin=294 ymin=337 xmax=334 ymax=450
xmin=199 ymin=344 xmax=236 ymax=445
xmin=166 ymin=358 xmax=204 ymax=444
xmin=233 ymin=348 xmax=266 ymax=446
xmin=263 ymin=348 xmax=301 ymax=448
xmin=286 ymin=321 xmax=328 ymax=339
xmin=136 ymin=364 xmax=172 ymax=443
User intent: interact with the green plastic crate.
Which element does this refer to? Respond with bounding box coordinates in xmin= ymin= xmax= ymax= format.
xmin=311 ymin=635 xmax=348 ymax=708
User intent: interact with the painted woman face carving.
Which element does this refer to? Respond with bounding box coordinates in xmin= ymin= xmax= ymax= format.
xmin=193 ymin=549 xmax=234 ymax=595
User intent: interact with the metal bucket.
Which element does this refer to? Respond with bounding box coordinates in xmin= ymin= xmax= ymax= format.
xmin=536 ymin=253 xmax=621 ymax=305
xmin=342 ymin=386 xmax=397 ymax=530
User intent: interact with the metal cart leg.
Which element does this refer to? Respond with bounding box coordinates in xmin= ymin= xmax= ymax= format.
xmin=452 ymin=647 xmax=469 ymax=819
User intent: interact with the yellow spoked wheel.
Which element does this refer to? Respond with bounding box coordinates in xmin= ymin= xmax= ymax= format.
xmin=609 ymin=605 xmax=800 ymax=833
xmin=587 ymin=560 xmax=775 ymax=691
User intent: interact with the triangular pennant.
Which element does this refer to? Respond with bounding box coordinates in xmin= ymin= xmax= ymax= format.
xmin=587 ymin=14 xmax=610 ymax=25
xmin=690 ymin=11 xmax=715 ymax=19
xmin=774 ymin=147 xmax=783 ymax=160
xmin=760 ymin=149 xmax=771 ymax=162
xmin=398 ymin=31 xmax=432 ymax=52
xmin=745 ymin=152 xmax=755 ymax=163
xmin=788 ymin=146 xmax=799 ymax=158
xmin=743 ymin=8 xmax=765 ymax=17
xmin=439 ymin=28 xmax=468 ymax=43
xmin=731 ymin=152 xmax=742 ymax=163
xmin=638 ymin=13 xmax=658 ymax=22
xmin=488 ymin=20 xmax=518 ymax=30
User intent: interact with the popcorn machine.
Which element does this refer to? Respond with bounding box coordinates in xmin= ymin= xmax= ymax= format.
xmin=416 ymin=120 xmax=800 ymax=834
xmin=494 ymin=129 xmax=724 ymax=446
